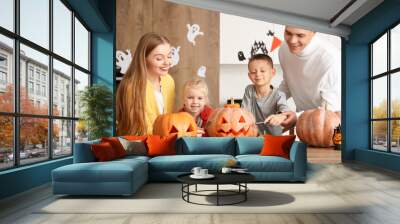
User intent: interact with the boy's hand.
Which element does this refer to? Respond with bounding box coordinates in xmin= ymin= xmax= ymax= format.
xmin=264 ymin=114 xmax=287 ymax=126
xmin=196 ymin=128 xmax=205 ymax=137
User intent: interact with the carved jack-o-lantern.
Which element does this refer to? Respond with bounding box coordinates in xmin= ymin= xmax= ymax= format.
xmin=205 ymin=107 xmax=258 ymax=137
xmin=153 ymin=112 xmax=198 ymax=137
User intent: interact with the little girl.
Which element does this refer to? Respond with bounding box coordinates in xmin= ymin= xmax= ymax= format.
xmin=179 ymin=79 xmax=213 ymax=136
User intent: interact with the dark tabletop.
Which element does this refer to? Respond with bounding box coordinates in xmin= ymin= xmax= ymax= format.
xmin=177 ymin=172 xmax=255 ymax=185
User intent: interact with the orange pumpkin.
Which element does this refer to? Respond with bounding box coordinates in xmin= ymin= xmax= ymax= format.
xmin=296 ymin=107 xmax=341 ymax=147
xmin=153 ymin=112 xmax=197 ymax=137
xmin=205 ymin=107 xmax=258 ymax=137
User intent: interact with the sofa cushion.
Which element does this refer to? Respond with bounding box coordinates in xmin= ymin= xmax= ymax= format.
xmin=235 ymin=137 xmax=263 ymax=155
xmin=91 ymin=142 xmax=118 ymax=161
xmin=148 ymin=154 xmax=235 ymax=172
xmin=260 ymin=135 xmax=296 ymax=159
xmin=123 ymin=135 xmax=147 ymax=141
xmin=101 ymin=137 xmax=126 ymax=158
xmin=177 ymin=137 xmax=236 ymax=155
xmin=52 ymin=159 xmax=147 ymax=183
xmin=236 ymin=155 xmax=293 ymax=172
xmin=146 ymin=134 xmax=177 ymax=156
xmin=118 ymin=137 xmax=147 ymax=156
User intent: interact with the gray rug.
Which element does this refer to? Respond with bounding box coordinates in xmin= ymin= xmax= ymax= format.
xmin=38 ymin=183 xmax=361 ymax=214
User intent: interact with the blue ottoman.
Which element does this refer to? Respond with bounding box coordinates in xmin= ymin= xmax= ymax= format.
xmin=52 ymin=157 xmax=148 ymax=196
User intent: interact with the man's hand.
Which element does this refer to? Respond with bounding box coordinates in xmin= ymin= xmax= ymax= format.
xmin=280 ymin=111 xmax=297 ymax=132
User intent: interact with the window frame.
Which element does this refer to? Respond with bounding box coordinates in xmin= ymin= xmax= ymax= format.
xmin=370 ymin=20 xmax=400 ymax=154
xmin=0 ymin=0 xmax=92 ymax=171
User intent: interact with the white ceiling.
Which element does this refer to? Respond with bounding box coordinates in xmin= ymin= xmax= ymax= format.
xmin=167 ymin=0 xmax=384 ymax=38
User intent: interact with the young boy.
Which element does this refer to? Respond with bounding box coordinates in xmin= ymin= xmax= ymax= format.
xmin=241 ymin=54 xmax=296 ymax=135
xmin=179 ymin=79 xmax=213 ymax=136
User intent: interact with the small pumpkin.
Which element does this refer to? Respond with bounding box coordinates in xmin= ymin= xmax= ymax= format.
xmin=332 ymin=124 xmax=342 ymax=145
xmin=153 ymin=112 xmax=198 ymax=137
xmin=296 ymin=106 xmax=341 ymax=147
xmin=205 ymin=107 xmax=258 ymax=137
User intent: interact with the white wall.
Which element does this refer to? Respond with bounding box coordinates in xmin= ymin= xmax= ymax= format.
xmin=219 ymin=13 xmax=341 ymax=109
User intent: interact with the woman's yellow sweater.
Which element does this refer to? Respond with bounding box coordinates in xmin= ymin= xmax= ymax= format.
xmin=145 ymin=74 xmax=175 ymax=134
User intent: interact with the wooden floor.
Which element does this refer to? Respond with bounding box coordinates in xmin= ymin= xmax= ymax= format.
xmin=307 ymin=147 xmax=341 ymax=164
xmin=1 ymin=148 xmax=400 ymax=224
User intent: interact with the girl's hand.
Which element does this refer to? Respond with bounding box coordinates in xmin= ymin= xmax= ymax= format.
xmin=265 ymin=114 xmax=287 ymax=126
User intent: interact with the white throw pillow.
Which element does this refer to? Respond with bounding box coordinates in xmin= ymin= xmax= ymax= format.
xmin=118 ymin=137 xmax=147 ymax=156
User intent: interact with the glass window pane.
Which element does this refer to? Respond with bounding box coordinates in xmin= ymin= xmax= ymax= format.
xmin=391 ymin=72 xmax=400 ymax=118
xmin=53 ymin=119 xmax=72 ymax=158
xmin=0 ymin=116 xmax=14 ymax=170
xmin=372 ymin=77 xmax=387 ymax=119
xmin=20 ymin=0 xmax=49 ymax=49
xmin=391 ymin=24 xmax=400 ymax=70
xmin=74 ymin=18 xmax=89 ymax=70
xmin=75 ymin=120 xmax=88 ymax=143
xmin=372 ymin=33 xmax=387 ymax=76
xmin=53 ymin=59 xmax=72 ymax=117
xmin=392 ymin=120 xmax=400 ymax=153
xmin=372 ymin=121 xmax=388 ymax=151
xmin=20 ymin=44 xmax=49 ymax=115
xmin=0 ymin=34 xmax=14 ymax=112
xmin=74 ymin=69 xmax=89 ymax=118
xmin=53 ymin=0 xmax=72 ymax=60
xmin=0 ymin=0 xmax=14 ymax=31
xmin=20 ymin=117 xmax=49 ymax=165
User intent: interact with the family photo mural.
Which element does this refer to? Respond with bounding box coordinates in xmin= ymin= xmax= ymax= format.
xmin=115 ymin=0 xmax=342 ymax=155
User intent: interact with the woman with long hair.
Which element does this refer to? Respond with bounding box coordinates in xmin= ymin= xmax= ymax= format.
xmin=116 ymin=33 xmax=175 ymax=135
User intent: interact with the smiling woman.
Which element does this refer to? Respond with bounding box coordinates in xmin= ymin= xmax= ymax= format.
xmin=116 ymin=33 xmax=175 ymax=135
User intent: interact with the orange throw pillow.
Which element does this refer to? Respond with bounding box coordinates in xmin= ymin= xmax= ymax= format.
xmin=260 ymin=134 xmax=296 ymax=159
xmin=123 ymin=135 xmax=147 ymax=142
xmin=146 ymin=134 xmax=177 ymax=157
xmin=101 ymin=137 xmax=126 ymax=158
xmin=91 ymin=142 xmax=117 ymax=161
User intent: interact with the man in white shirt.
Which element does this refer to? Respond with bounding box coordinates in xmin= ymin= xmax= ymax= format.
xmin=279 ymin=26 xmax=341 ymax=112
xmin=278 ymin=26 xmax=341 ymax=129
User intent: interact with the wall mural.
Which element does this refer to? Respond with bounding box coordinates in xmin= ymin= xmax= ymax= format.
xmin=116 ymin=0 xmax=342 ymax=152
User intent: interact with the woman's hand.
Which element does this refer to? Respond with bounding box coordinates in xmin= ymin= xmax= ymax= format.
xmin=196 ymin=128 xmax=205 ymax=137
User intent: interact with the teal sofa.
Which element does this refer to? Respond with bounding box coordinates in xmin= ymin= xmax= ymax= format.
xmin=52 ymin=137 xmax=307 ymax=196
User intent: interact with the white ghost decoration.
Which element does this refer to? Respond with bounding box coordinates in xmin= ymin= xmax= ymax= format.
xmin=116 ymin=49 xmax=132 ymax=74
xmin=197 ymin=65 xmax=206 ymax=78
xmin=170 ymin=46 xmax=180 ymax=67
xmin=187 ymin=24 xmax=204 ymax=46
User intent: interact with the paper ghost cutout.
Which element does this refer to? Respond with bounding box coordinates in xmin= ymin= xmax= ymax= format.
xmin=238 ymin=51 xmax=246 ymax=61
xmin=170 ymin=46 xmax=180 ymax=67
xmin=197 ymin=66 xmax=206 ymax=78
xmin=187 ymin=24 xmax=204 ymax=46
xmin=116 ymin=49 xmax=132 ymax=74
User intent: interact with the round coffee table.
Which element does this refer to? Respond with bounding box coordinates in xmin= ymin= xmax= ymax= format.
xmin=177 ymin=172 xmax=255 ymax=206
